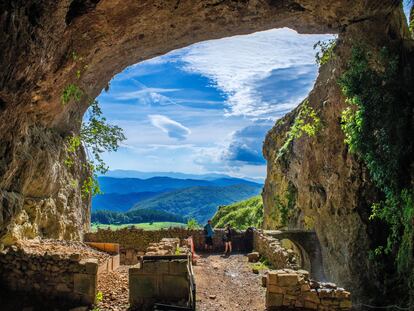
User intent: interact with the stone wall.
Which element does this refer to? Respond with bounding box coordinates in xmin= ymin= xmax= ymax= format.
xmin=129 ymin=258 xmax=191 ymax=310
xmin=0 ymin=240 xmax=119 ymax=309
xmin=253 ymin=230 xmax=298 ymax=270
xmin=84 ymin=228 xmax=253 ymax=264
xmin=0 ymin=247 xmax=98 ymax=307
xmin=266 ymin=270 xmax=351 ymax=311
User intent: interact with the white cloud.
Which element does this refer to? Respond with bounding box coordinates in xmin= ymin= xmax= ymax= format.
xmin=148 ymin=114 xmax=191 ymax=141
xmin=180 ymin=28 xmax=333 ymax=118
xmin=115 ymin=88 xmax=180 ymax=101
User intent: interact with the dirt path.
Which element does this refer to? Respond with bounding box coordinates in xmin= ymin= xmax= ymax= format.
xmin=95 ymin=253 xmax=265 ymax=311
xmin=193 ymin=253 xmax=266 ymax=311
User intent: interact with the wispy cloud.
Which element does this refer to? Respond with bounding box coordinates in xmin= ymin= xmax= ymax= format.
xmin=148 ymin=114 xmax=191 ymax=141
xmin=180 ymin=28 xmax=333 ymax=118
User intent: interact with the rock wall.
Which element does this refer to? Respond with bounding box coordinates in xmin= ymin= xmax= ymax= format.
xmin=262 ymin=7 xmax=414 ymax=303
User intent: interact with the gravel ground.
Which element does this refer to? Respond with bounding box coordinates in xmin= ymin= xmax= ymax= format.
xmin=194 ymin=253 xmax=266 ymax=311
xmin=93 ymin=253 xmax=266 ymax=311
xmin=96 ymin=266 xmax=130 ymax=311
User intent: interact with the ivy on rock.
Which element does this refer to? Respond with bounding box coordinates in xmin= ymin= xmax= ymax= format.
xmin=338 ymin=44 xmax=414 ymax=296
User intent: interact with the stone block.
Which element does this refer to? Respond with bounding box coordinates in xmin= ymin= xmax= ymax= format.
xmin=283 ymin=294 xmax=297 ymax=306
xmin=262 ymin=275 xmax=267 ymax=287
xmin=160 ymin=275 xmax=189 ymax=299
xmin=129 ymin=274 xmax=157 ymax=299
xmin=268 ymin=284 xmax=285 ymax=294
xmin=97 ymin=260 xmax=108 ymax=274
xmin=303 ymin=290 xmax=320 ymax=304
xmin=56 ymin=283 xmax=70 ymax=292
xmin=304 ymin=301 xmax=318 ymax=310
xmin=301 ymin=283 xmax=311 ymax=292
xmin=169 ymin=260 xmax=188 ymax=275
xmin=73 ymin=273 xmax=96 ymax=304
xmin=266 ymin=292 xmax=284 ymax=307
xmin=297 ymin=269 xmax=310 ymax=279
xmin=141 ymin=261 xmax=169 ymax=274
xmin=295 ymin=299 xmax=304 ymax=308
xmin=81 ymin=258 xmax=99 ymax=275
xmin=267 ymin=271 xmax=278 ymax=285
xmin=277 ymin=273 xmax=299 ymax=287
xmin=247 ymin=252 xmax=260 ymax=263
xmin=112 ymin=254 xmax=120 ymax=271
xmin=340 ymin=299 xmax=352 ymax=309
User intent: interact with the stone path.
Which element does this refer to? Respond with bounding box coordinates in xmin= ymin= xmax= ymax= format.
xmin=193 ymin=253 xmax=266 ymax=311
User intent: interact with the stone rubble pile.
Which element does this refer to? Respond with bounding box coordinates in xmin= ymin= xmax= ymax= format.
xmin=266 ymin=269 xmax=352 ymax=311
xmin=144 ymin=238 xmax=189 ymax=256
xmin=17 ymin=238 xmax=111 ymax=263
xmin=253 ymin=231 xmax=299 ymax=269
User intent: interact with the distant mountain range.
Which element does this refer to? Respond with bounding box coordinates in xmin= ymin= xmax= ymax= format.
xmin=91 ymin=174 xmax=263 ymax=225
xmin=97 ymin=176 xmax=261 ymax=194
xmin=92 ymin=192 xmax=162 ymax=213
xmin=131 ymin=184 xmax=262 ymax=223
xmin=101 ymin=169 xmax=265 ymax=183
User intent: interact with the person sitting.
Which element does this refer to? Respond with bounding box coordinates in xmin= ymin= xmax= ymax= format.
xmin=204 ymin=220 xmax=214 ymax=252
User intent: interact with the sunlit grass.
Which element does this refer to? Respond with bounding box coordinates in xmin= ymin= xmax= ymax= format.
xmin=90 ymin=222 xmax=186 ymax=232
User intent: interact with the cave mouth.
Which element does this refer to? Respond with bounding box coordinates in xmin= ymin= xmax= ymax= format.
xmin=86 ymin=28 xmax=334 ymax=225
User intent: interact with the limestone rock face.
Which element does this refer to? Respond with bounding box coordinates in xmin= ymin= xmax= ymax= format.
xmin=0 ymin=0 xmax=411 ymax=302
xmin=262 ymin=8 xmax=413 ymax=303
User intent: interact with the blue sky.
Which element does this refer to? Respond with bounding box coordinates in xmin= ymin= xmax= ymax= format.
xmin=95 ymin=28 xmax=334 ymax=179
xmin=93 ymin=5 xmax=413 ymax=180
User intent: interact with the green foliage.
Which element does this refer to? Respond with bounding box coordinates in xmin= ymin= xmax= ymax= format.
xmin=187 ymin=218 xmax=200 ymax=230
xmin=314 ymin=39 xmax=336 ymax=65
xmin=81 ymin=100 xmax=126 ymax=175
xmin=96 ymin=291 xmax=103 ymax=303
xmin=81 ymin=174 xmax=101 ymax=198
xmin=338 ymin=45 xmax=414 ymax=277
xmin=274 ymin=183 xmax=297 ymax=226
xmin=277 ymin=99 xmax=321 ymax=160
xmin=64 ymin=135 xmax=81 ymax=168
xmin=251 ymin=256 xmax=272 ymax=271
xmin=409 ymin=3 xmax=414 ymax=37
xmin=62 ymin=52 xmax=125 ymax=199
xmin=211 ymin=195 xmax=263 ymax=230
xmin=61 ymin=83 xmax=83 ymax=105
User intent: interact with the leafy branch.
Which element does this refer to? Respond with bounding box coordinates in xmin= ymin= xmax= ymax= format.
xmin=277 ymin=99 xmax=321 ymax=160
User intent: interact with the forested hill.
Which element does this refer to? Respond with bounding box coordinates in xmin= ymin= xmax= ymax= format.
xmin=131 ymin=184 xmax=262 ymax=223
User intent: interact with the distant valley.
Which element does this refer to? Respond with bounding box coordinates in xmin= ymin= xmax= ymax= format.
xmin=91 ymin=172 xmax=263 ymax=225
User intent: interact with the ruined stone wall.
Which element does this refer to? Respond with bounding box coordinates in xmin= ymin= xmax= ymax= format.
xmin=129 ymin=258 xmax=191 ymax=310
xmin=0 ymin=247 xmax=98 ymax=307
xmin=265 ymin=270 xmax=351 ymax=311
xmin=253 ymin=230 xmax=298 ymax=270
xmin=84 ymin=228 xmax=252 ymax=264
